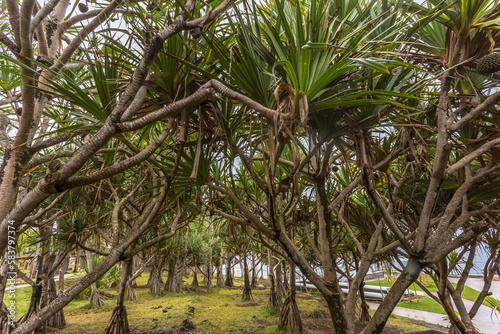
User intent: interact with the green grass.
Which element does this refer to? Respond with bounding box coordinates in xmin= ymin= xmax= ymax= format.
xmin=4 ymin=272 xmax=440 ymax=334
xmin=397 ymin=297 xmax=448 ymax=315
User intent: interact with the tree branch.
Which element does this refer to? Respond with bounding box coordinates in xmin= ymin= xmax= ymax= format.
xmin=449 ymin=91 xmax=500 ymax=132
xmin=30 ymin=0 xmax=61 ymax=35
xmin=61 ymin=125 xmax=171 ymax=190
xmin=0 ymin=31 xmax=20 ymax=53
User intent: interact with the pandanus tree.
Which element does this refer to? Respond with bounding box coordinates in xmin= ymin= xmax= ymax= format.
xmin=0 ymin=0 xmax=238 ymax=330
xmin=358 ymin=1 xmax=500 ymax=333
xmin=0 ymin=0 xmax=241 ymax=332
xmin=201 ymin=0 xmax=438 ymax=333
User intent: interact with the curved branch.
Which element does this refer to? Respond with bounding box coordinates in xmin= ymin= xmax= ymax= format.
xmin=76 ymin=242 xmax=110 ymax=256
xmin=61 ymin=126 xmax=171 ymax=189
xmin=50 ymin=0 xmax=122 ymax=73
xmin=446 ymin=137 xmax=500 ymax=175
xmin=60 ymin=8 xmax=139 ymax=32
xmin=28 ymin=130 xmax=87 ymax=153
xmin=449 ymin=91 xmax=500 ymax=132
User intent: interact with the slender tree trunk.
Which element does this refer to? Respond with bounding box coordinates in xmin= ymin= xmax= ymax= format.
xmin=354 ymin=254 xmax=370 ymax=321
xmin=436 ymin=260 xmax=476 ymax=334
xmin=282 ymin=261 xmax=289 ymax=292
xmin=72 ymin=251 xmax=79 ymax=273
xmin=251 ymin=253 xmax=257 ymax=288
xmin=232 ymin=258 xmax=235 ymax=279
xmin=225 ymin=253 xmax=233 ymax=287
xmin=360 ymin=258 xmax=423 ymax=334
xmin=216 ymin=247 xmax=225 ymax=288
xmin=18 ymin=232 xmax=46 ymax=329
xmin=18 ymin=285 xmax=41 ymax=324
xmin=314 ymin=177 xmax=353 ymax=334
xmin=207 ymin=225 xmax=215 ymax=290
xmin=242 ymin=252 xmax=252 ymax=301
xmin=275 ymin=259 xmax=284 ymax=299
xmin=267 ymin=248 xmax=282 ymax=313
xmin=200 ymin=265 xmax=206 ymax=285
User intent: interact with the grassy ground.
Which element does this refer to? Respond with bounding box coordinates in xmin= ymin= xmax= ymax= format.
xmin=5 ymin=272 xmax=446 ymax=334
xmin=366 ymin=278 xmax=491 ymax=315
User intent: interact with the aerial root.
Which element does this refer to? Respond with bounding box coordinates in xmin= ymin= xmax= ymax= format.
xmin=105 ymin=305 xmax=130 ymax=334
xmin=279 ymin=293 xmax=303 ymax=334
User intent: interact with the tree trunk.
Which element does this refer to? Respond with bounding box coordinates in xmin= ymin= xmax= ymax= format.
xmin=267 ymin=248 xmax=282 ymax=314
xmin=225 ymin=254 xmax=233 ymax=287
xmin=192 ymin=271 xmax=199 ymax=287
xmin=279 ymin=261 xmax=302 ymax=333
xmin=164 ymin=255 xmax=180 ymax=293
xmin=436 ymin=260 xmax=476 ymax=334
xmin=360 ymin=258 xmax=423 ymax=334
xmin=275 ymin=259 xmax=284 ymax=299
xmin=282 ymin=261 xmax=289 ymax=292
xmin=18 ymin=285 xmax=41 ymax=324
xmin=250 ymin=253 xmax=256 ymax=288
xmin=354 ymin=255 xmax=370 ymax=322
xmin=18 ymin=238 xmax=45 ymax=329
xmin=105 ymin=258 xmax=133 ymax=334
xmin=72 ymin=251 xmax=79 ymax=273
xmin=242 ymin=253 xmax=252 ymax=301
xmin=1 ymin=301 xmax=15 ymax=334
xmin=149 ymin=267 xmax=162 ymax=297
xmin=201 ymin=265 xmax=207 ymax=285
xmin=45 ymin=276 xmax=65 ymax=328
xmin=216 ymin=247 xmax=225 ymax=288
xmin=207 ymin=225 xmax=215 ymax=290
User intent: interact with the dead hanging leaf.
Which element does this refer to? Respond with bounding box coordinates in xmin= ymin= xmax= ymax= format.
xmin=273 ymin=83 xmax=295 ymax=117
xmin=298 ymin=92 xmax=308 ymax=124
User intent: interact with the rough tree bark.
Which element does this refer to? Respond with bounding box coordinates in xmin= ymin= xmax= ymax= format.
xmin=207 ymin=225 xmax=215 ymax=290
xmin=216 ymin=247 xmax=225 ymax=288
xmin=225 ymin=253 xmax=234 ymax=287
xmin=242 ymin=253 xmax=252 ymax=301
xmin=267 ymin=248 xmax=282 ymax=313
xmin=251 ymin=253 xmax=258 ymax=288
xmin=164 ymin=255 xmax=181 ymax=293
